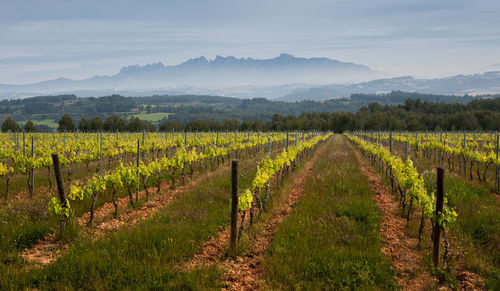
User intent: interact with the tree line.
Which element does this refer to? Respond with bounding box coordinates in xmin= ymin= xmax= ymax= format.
xmin=0 ymin=91 xmax=492 ymax=124
xmin=1 ymin=114 xmax=156 ymax=132
xmin=2 ymin=97 xmax=500 ymax=132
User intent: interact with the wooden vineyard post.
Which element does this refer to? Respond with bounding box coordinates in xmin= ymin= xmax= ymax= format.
xmin=230 ymin=160 xmax=239 ymax=256
xmin=404 ymin=138 xmax=410 ymax=218
xmin=99 ymin=131 xmax=103 ymax=176
xmin=246 ymin=131 xmax=250 ymax=158
xmin=389 ymin=132 xmax=394 ymax=192
xmin=183 ymin=133 xmax=187 ymax=183
xmin=264 ymin=136 xmax=271 ymax=209
xmin=136 ymin=139 xmax=140 ymax=204
xmin=389 ymin=131 xmax=392 ymax=153
xmin=405 ymin=138 xmax=409 ymax=161
xmin=267 ymin=136 xmax=271 ymax=157
xmin=440 ymin=132 xmax=443 ymax=166
xmin=52 ymin=153 xmax=68 ymax=233
xmin=234 ymin=131 xmax=238 ymax=159
xmin=463 ymin=132 xmax=467 ymax=175
xmin=433 ymin=167 xmax=444 ymax=267
xmin=30 ymin=136 xmax=34 ymax=196
xmin=14 ymin=131 xmax=18 ymax=153
xmin=286 ymin=131 xmax=289 ymax=151
xmin=496 ymin=133 xmax=499 ymax=191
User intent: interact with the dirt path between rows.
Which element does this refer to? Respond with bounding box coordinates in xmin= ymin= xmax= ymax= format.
xmin=20 ymin=144 xmax=289 ymax=268
xmin=391 ymin=148 xmax=488 ymax=289
xmin=20 ymin=164 xmax=229 ymax=267
xmin=184 ymin=139 xmax=330 ymax=290
xmin=351 ymin=144 xmax=438 ymax=290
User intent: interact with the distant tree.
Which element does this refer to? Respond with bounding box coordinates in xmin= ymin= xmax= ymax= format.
xmin=89 ymin=116 xmax=104 ymax=132
xmin=406 ymin=118 xmax=424 ymax=131
xmin=221 ymin=118 xmax=241 ymax=131
xmin=159 ymin=120 xmax=184 ymax=131
xmin=185 ymin=120 xmax=207 ymax=131
xmin=79 ymin=117 xmax=89 ymax=131
xmin=1 ymin=117 xmax=20 ymax=132
xmin=368 ymin=102 xmax=383 ymax=112
xmin=450 ymin=112 xmax=480 ymax=130
xmin=24 ymin=120 xmax=36 ymax=132
xmin=35 ymin=124 xmax=53 ymax=132
xmin=145 ymin=121 xmax=156 ymax=132
xmin=127 ymin=117 xmax=143 ymax=132
xmin=475 ymin=111 xmax=500 ymax=130
xmin=126 ymin=117 xmax=156 ymax=132
xmin=241 ymin=118 xmax=253 ymax=131
xmin=104 ymin=115 xmax=127 ymax=131
xmin=58 ymin=114 xmax=75 ymax=132
xmin=253 ymin=118 xmax=265 ymax=131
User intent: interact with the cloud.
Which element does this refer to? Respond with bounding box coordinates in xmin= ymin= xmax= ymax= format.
xmin=0 ymin=0 xmax=499 ymax=83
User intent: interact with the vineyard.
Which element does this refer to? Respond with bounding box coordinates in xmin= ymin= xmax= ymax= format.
xmin=0 ymin=130 xmax=499 ymax=289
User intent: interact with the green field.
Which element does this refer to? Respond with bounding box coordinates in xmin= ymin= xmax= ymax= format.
xmin=131 ymin=112 xmax=172 ymax=123
xmin=17 ymin=113 xmax=172 ymax=130
xmin=19 ymin=119 xmax=58 ymax=129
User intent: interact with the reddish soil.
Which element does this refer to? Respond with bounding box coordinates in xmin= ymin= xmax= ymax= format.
xmin=394 ymin=150 xmax=488 ymax=289
xmin=20 ymin=148 xmax=276 ymax=268
xmin=352 ymin=147 xmax=438 ymax=290
xmin=184 ymin=140 xmax=329 ymax=290
xmin=20 ymin=165 xmax=228 ymax=267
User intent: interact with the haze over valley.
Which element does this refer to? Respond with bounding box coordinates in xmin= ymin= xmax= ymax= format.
xmin=1 ymin=54 xmax=499 ymax=101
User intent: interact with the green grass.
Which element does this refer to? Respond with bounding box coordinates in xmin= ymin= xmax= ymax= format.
xmin=379 ymin=139 xmax=500 ymax=289
xmin=0 ymin=148 xmax=265 ymax=289
xmin=0 ymin=157 xmax=138 ymax=264
xmin=262 ymin=135 xmax=397 ymax=290
xmin=18 ymin=119 xmax=58 ymax=129
xmin=132 ymin=112 xmax=172 ymax=122
xmin=444 ymin=176 xmax=500 ymax=289
xmin=0 ymin=137 xmax=397 ymax=289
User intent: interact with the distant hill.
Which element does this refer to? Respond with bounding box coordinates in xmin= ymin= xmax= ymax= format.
xmin=1 ymin=91 xmax=493 ymax=130
xmin=0 ymin=54 xmax=382 ymax=98
xmin=276 ymin=71 xmax=500 ymax=101
xmin=2 ymin=57 xmax=499 ymax=101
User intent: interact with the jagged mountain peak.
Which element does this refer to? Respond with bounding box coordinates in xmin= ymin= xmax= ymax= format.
xmin=184 ymin=56 xmax=209 ymax=64
xmin=119 ymin=62 xmax=166 ymax=75
xmin=113 ymin=53 xmax=372 ymax=73
xmin=0 ymin=54 xmax=385 ymax=97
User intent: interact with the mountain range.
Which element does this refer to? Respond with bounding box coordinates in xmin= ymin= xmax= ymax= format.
xmin=1 ymin=54 xmax=499 ymax=101
xmin=277 ymin=71 xmax=500 ymax=101
xmin=0 ymin=53 xmax=381 ymax=98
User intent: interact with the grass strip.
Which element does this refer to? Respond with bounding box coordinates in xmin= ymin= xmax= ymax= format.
xmin=262 ymin=135 xmax=396 ymax=290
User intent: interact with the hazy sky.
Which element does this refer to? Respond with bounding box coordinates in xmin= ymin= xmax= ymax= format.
xmin=1 ymin=0 xmax=499 ymax=84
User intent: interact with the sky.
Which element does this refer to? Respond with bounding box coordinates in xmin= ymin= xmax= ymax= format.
xmin=1 ymin=0 xmax=499 ymax=84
